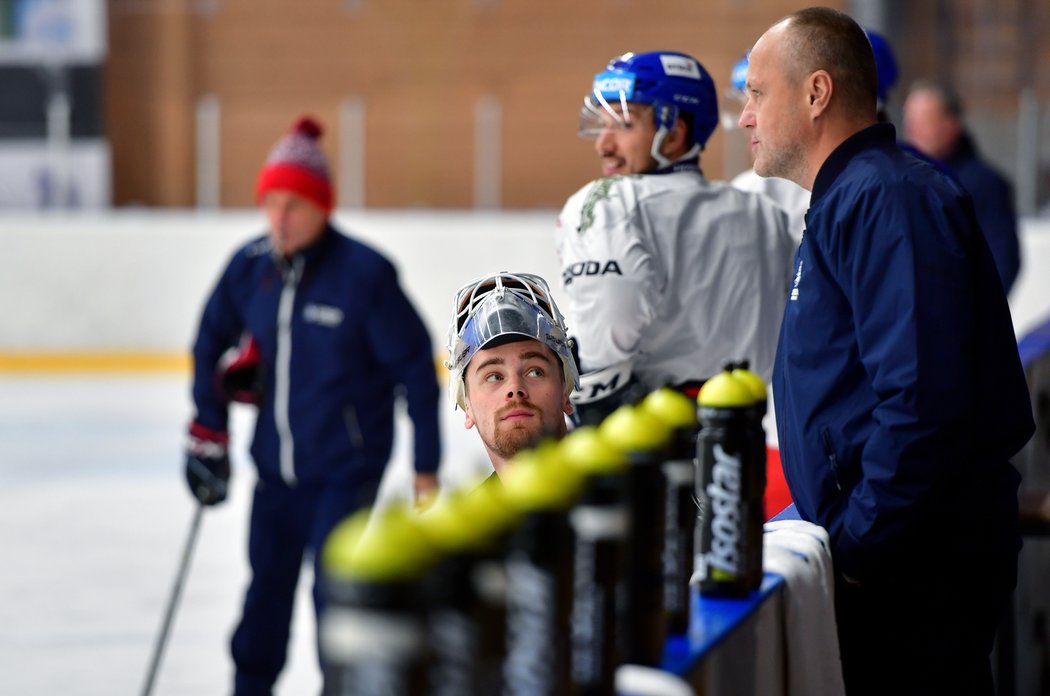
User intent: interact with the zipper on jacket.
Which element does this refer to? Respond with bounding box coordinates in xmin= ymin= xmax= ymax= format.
xmin=820 ymin=428 xmax=842 ymax=492
xmin=343 ymin=406 xmax=365 ymax=449
xmin=275 ymin=256 xmax=302 ymax=486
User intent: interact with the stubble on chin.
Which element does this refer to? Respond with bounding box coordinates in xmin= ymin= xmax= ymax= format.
xmin=758 ymin=139 xmax=805 ymax=184
xmin=491 ymin=425 xmax=542 ymax=461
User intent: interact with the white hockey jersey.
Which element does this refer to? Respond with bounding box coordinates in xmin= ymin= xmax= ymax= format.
xmin=555 ymin=167 xmax=796 ymax=390
xmin=731 ymin=168 xmax=810 ymax=244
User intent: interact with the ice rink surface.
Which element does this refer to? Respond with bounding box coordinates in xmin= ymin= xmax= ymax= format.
xmin=0 ymin=372 xmax=492 ymax=696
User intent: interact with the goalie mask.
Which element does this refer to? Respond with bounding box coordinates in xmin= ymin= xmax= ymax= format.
xmin=445 ymin=271 xmax=580 ymax=411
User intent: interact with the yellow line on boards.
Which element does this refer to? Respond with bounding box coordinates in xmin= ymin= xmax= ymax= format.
xmin=0 ymin=353 xmax=451 ymax=378
xmin=0 ymin=353 xmax=192 ymax=374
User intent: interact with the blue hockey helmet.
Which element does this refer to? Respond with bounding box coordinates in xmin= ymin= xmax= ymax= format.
xmin=721 ymin=52 xmax=751 ymax=131
xmin=864 ymin=28 xmax=899 ymax=105
xmin=729 ymin=53 xmax=750 ymax=95
xmin=579 ymin=51 xmax=719 ymax=168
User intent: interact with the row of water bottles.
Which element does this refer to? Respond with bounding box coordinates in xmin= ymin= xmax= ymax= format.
xmin=318 ymin=362 xmax=768 ymax=696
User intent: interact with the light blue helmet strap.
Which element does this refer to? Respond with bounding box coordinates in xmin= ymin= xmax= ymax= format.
xmin=650 ymin=126 xmax=673 ymax=170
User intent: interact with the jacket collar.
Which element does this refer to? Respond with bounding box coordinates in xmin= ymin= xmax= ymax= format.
xmin=270 ymin=223 xmax=335 ymax=273
xmin=811 ymin=122 xmax=897 ymax=205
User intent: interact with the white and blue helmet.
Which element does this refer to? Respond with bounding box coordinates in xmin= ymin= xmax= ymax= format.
xmin=445 ymin=272 xmax=580 ymax=411
xmin=721 ymin=52 xmax=751 ymax=131
xmin=730 ymin=53 xmax=750 ymax=94
xmin=578 ymin=51 xmax=719 ymax=169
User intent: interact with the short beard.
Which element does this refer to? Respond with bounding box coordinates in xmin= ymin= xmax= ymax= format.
xmin=484 ymin=401 xmax=563 ymax=462
xmin=490 ymin=425 xmax=546 ymax=461
xmin=757 ymin=138 xmax=806 ymax=185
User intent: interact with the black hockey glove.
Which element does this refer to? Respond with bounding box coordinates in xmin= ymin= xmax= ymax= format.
xmin=570 ymin=361 xmax=649 ymax=427
xmin=185 ymin=421 xmax=231 ymax=506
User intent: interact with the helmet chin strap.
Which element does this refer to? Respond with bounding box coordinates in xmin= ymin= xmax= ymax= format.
xmin=650 ymin=127 xmax=701 ymax=171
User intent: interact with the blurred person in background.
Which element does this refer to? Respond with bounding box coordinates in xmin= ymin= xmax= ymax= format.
xmin=904 ymin=79 xmax=1022 ymax=295
xmin=557 ymin=50 xmax=795 ymax=426
xmin=183 ymin=115 xmax=442 ymax=694
xmin=444 ymin=271 xmax=579 ymax=475
xmin=742 ymin=8 xmax=1033 ymax=694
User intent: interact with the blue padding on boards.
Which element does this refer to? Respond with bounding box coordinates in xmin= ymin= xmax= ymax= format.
xmin=661 ymin=573 xmax=784 ymax=676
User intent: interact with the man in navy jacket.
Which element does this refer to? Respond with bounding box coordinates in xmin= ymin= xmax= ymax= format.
xmin=185 ymin=116 xmax=441 ymax=694
xmin=741 ymin=9 xmax=1033 ymax=695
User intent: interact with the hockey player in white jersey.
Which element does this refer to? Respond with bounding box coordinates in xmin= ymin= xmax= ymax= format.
xmin=557 ymin=50 xmax=796 ymax=424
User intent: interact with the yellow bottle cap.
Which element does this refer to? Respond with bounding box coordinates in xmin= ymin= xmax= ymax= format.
xmin=730 ymin=366 xmax=767 ymax=403
xmin=458 ymin=473 xmax=520 ymax=538
xmin=416 ymin=489 xmax=484 ymax=554
xmin=502 ymin=439 xmax=583 ymax=512
xmin=322 ymin=503 xmax=436 ymax=583
xmin=599 ymin=403 xmax=672 ymax=452
xmin=697 ymin=370 xmax=753 ymax=408
xmin=640 ymin=387 xmax=699 ymax=430
xmin=560 ymin=426 xmax=629 ymax=476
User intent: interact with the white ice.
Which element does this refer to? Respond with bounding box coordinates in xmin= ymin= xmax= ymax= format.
xmin=0 ymin=373 xmax=494 ymax=695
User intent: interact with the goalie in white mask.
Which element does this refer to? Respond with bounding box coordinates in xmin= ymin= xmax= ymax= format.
xmin=445 ymin=271 xmax=580 ymax=474
xmin=557 ymin=50 xmax=796 ymax=424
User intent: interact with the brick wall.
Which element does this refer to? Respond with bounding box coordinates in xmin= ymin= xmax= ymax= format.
xmin=105 ymin=0 xmax=818 ymax=208
xmin=105 ymin=0 xmax=1050 ymax=209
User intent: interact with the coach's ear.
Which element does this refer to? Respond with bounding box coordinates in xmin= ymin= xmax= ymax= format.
xmin=806 ymin=69 xmax=833 ymax=119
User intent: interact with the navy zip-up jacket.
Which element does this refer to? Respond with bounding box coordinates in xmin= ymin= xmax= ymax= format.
xmin=774 ymin=123 xmax=1033 ymax=582
xmin=191 ymin=224 xmax=441 ymax=487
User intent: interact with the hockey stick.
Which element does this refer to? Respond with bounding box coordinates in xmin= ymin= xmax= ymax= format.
xmin=140 ymin=503 xmax=205 ymax=696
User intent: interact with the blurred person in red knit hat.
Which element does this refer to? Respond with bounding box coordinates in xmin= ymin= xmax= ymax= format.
xmin=183 ymin=115 xmax=442 ymax=693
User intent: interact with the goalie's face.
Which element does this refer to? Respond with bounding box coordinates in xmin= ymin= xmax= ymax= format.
xmin=462 ymin=339 xmax=573 ymax=473
xmin=263 ymin=190 xmax=327 ymax=256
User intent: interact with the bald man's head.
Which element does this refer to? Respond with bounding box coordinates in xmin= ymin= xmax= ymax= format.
xmin=777 ymin=7 xmax=879 ymax=122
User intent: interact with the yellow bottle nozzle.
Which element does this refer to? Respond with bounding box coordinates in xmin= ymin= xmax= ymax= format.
xmin=501 ymin=439 xmax=583 ymax=512
xmin=457 ymin=473 xmax=520 ymax=538
xmin=697 ymin=368 xmax=754 ymax=408
xmin=640 ymin=387 xmax=699 ymax=430
xmin=560 ymin=426 xmax=629 ymax=476
xmin=730 ymin=366 xmax=767 ymax=404
xmin=417 ymin=489 xmax=484 ymax=554
xmin=322 ymin=503 xmax=436 ymax=583
xmin=599 ymin=403 xmax=672 ymax=453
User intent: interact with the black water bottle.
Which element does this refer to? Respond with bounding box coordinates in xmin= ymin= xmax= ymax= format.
xmin=599 ymin=404 xmax=673 ymax=666
xmin=695 ymin=365 xmax=766 ymax=597
xmin=319 ymin=503 xmax=436 ymax=696
xmin=501 ymin=441 xmax=584 ymax=696
xmin=559 ymin=426 xmax=630 ymax=695
xmin=416 ymin=483 xmax=519 ymax=696
xmin=730 ymin=360 xmax=769 ymax=588
xmin=640 ymin=387 xmax=700 ymax=635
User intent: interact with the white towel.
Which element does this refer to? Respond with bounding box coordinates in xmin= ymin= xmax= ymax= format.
xmin=615 ymin=664 xmax=695 ymax=696
xmin=762 ymin=519 xmax=846 ymax=696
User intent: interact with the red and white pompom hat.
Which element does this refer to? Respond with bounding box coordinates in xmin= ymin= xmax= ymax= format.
xmin=255 ymin=115 xmax=334 ymax=214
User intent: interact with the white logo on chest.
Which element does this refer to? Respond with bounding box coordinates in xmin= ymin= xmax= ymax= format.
xmin=303 ymin=303 xmax=344 ymax=327
xmin=790 ymin=259 xmax=803 ymax=302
